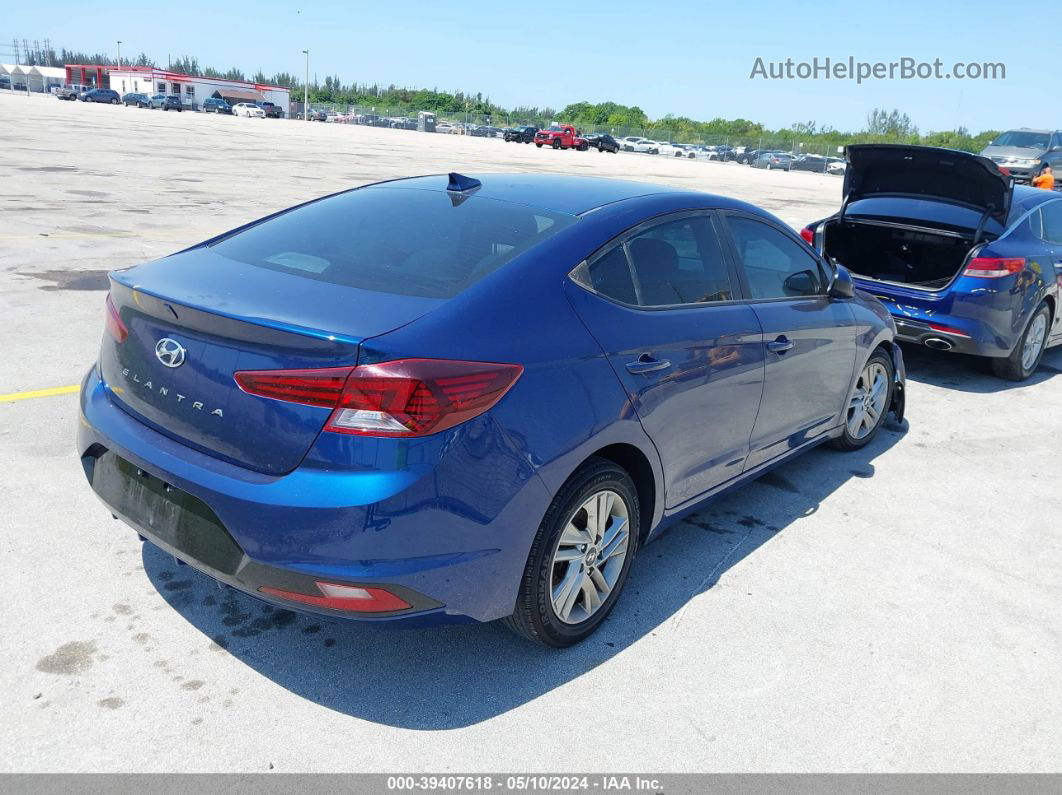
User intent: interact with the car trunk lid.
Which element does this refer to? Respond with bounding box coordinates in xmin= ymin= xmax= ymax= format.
xmin=101 ymin=247 xmax=442 ymax=475
xmin=844 ymin=144 xmax=1012 ymax=228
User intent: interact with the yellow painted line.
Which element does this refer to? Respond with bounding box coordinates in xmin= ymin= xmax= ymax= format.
xmin=0 ymin=385 xmax=80 ymax=403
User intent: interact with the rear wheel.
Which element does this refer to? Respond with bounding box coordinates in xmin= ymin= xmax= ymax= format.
xmin=830 ymin=350 xmax=893 ymax=451
xmin=503 ymin=457 xmax=639 ymax=648
xmin=552 ymin=139 xmax=562 ymax=150
xmin=993 ymin=302 xmax=1051 ymax=381
xmin=535 ymin=143 xmax=542 ymax=148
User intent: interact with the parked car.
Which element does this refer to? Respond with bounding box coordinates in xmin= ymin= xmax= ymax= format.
xmin=202 ymin=97 xmax=232 ymax=114
xmin=233 ymin=102 xmax=266 ymax=118
xmin=980 ymin=129 xmax=1062 ymax=184
xmin=620 ymin=136 xmax=648 ymax=152
xmin=632 ymin=139 xmax=660 ymax=154
xmin=53 ymin=86 xmax=81 ymax=100
xmin=737 ymin=148 xmax=769 ymax=165
xmin=79 ymin=172 xmax=903 ymax=648
xmin=535 ymin=125 xmax=588 ymax=150
xmin=255 ymin=102 xmax=284 ymax=119
xmin=79 ymin=88 xmax=121 ymax=104
xmin=803 ymin=144 xmax=1062 ymax=380
xmin=122 ymin=92 xmax=150 ymax=108
xmin=826 ymin=160 xmax=846 ymax=176
xmin=584 ymin=133 xmax=620 ymax=153
xmin=505 ymin=126 xmax=539 ymax=143
xmin=751 ymin=152 xmax=792 ymax=170
xmin=791 ymin=154 xmax=831 ymax=173
xmin=435 ymin=121 xmax=454 ymax=134
xmin=658 ymin=142 xmax=687 ymax=157
xmin=149 ymin=94 xmax=183 ymax=111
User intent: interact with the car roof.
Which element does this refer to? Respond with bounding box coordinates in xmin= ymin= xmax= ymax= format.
xmin=366 ymin=174 xmax=710 ymax=215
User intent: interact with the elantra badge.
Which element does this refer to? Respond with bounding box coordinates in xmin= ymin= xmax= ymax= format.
xmin=155 ymin=338 xmax=186 ymax=368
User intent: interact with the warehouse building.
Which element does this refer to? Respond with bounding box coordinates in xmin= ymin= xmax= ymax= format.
xmin=64 ymin=65 xmax=291 ymax=111
xmin=0 ymin=64 xmax=65 ymax=93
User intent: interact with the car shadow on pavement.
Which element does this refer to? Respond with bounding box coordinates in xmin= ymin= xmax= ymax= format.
xmin=900 ymin=342 xmax=1062 ymax=393
xmin=142 ymin=420 xmax=907 ymax=730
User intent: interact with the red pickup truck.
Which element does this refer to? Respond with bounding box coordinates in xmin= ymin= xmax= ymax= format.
xmin=534 ymin=125 xmax=589 ymax=151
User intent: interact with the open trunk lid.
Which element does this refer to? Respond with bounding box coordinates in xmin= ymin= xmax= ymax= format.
xmin=101 ymin=248 xmax=442 ymax=475
xmin=844 ymin=145 xmax=1012 ymax=228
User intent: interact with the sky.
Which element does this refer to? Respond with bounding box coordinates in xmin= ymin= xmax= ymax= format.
xmin=5 ymin=0 xmax=1052 ymax=133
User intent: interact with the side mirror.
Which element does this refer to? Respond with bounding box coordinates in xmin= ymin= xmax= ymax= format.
xmin=783 ymin=270 xmax=820 ymax=296
xmin=829 ymin=263 xmax=855 ymax=299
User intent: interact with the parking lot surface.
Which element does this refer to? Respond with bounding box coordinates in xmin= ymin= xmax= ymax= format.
xmin=2 ymin=92 xmax=1061 ymax=772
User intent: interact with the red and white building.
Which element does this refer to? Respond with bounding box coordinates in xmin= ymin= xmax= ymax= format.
xmin=64 ymin=64 xmax=291 ymax=111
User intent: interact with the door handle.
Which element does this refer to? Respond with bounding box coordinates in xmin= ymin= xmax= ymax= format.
xmin=626 ymin=354 xmax=671 ymax=374
xmin=766 ymin=335 xmax=795 ymax=353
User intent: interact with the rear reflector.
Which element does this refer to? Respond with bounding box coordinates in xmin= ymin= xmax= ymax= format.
xmin=259 ymin=582 xmax=412 ymax=612
xmin=928 ymin=323 xmax=971 ymax=338
xmin=963 ymin=257 xmax=1025 ymax=278
xmin=235 ymin=358 xmax=523 ymax=437
xmin=105 ymin=294 xmax=128 ymax=343
xmin=799 ymin=226 xmax=815 ymax=245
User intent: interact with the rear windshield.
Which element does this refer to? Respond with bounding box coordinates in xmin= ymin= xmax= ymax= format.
xmin=209 ymin=187 xmax=577 ymax=298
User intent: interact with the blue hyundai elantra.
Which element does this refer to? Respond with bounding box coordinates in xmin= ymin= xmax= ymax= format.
xmin=78 ymin=173 xmax=905 ymax=647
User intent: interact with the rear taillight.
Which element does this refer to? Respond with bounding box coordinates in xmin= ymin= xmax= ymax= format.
xmin=105 ymin=294 xmax=128 ymax=342
xmin=235 ymin=358 xmax=523 ymax=437
xmin=963 ymin=257 xmax=1025 ymax=278
xmin=799 ymin=226 xmax=815 ymax=245
xmin=259 ymin=582 xmax=411 ymax=612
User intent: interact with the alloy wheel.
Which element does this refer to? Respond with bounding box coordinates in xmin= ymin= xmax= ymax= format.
xmin=846 ymin=361 xmax=888 ymax=440
xmin=549 ymin=489 xmax=630 ymax=624
xmin=1021 ymin=313 xmax=1048 ymax=372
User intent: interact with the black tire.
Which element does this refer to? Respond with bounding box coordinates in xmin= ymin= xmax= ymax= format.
xmin=578 ymin=143 xmax=588 ymax=151
xmin=992 ymin=302 xmax=1051 ymax=381
xmin=535 ymin=143 xmax=542 ymax=148
xmin=552 ymin=139 xmax=562 ymax=150
xmin=829 ymin=349 xmax=894 ymax=452
xmin=111 ymin=98 xmax=119 ymax=105
xmin=503 ymin=457 xmax=640 ymax=648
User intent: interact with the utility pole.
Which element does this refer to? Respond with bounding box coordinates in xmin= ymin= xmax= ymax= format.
xmin=117 ymin=41 xmax=122 ymax=69
xmin=302 ymin=50 xmax=309 ymax=121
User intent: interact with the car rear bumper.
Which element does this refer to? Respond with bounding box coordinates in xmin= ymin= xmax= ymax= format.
xmin=77 ymin=366 xmax=548 ymax=626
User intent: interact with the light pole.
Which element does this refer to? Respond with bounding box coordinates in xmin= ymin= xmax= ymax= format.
xmin=302 ymin=49 xmax=309 ymax=121
xmin=116 ymin=41 xmax=122 ymax=93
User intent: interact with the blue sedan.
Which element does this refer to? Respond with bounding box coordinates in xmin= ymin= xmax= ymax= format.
xmin=77 ymin=173 xmax=904 ymax=647
xmin=803 ymin=144 xmax=1062 ymax=380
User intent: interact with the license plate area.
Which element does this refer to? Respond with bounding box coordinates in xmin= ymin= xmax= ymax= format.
xmin=88 ymin=450 xmax=244 ymax=575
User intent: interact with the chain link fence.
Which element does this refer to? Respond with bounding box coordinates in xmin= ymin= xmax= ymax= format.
xmin=284 ymin=102 xmax=857 ymax=174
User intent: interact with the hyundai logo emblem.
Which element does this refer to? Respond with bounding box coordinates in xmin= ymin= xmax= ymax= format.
xmin=155 ymin=338 xmax=187 ymax=368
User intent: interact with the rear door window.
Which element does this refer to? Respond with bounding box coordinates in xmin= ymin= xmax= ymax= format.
xmin=576 ymin=214 xmax=734 ymax=308
xmin=210 ymin=187 xmax=576 ymax=298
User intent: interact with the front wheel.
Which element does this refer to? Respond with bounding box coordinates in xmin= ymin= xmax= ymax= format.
xmin=552 ymin=139 xmax=562 ymax=150
xmin=535 ymin=143 xmax=542 ymax=148
xmin=503 ymin=457 xmax=639 ymax=647
xmin=830 ymin=350 xmax=894 ymax=451
xmin=993 ymin=302 xmax=1051 ymax=381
